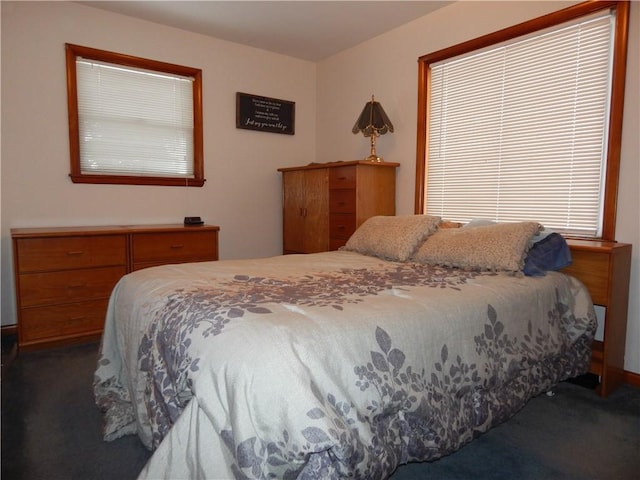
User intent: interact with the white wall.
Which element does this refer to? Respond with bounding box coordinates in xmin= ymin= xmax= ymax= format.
xmin=316 ymin=1 xmax=640 ymax=375
xmin=1 ymin=1 xmax=317 ymax=324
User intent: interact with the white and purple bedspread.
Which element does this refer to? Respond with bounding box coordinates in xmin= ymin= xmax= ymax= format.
xmin=94 ymin=250 xmax=595 ymax=479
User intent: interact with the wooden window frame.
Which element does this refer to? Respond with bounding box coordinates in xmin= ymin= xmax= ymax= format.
xmin=414 ymin=1 xmax=629 ymax=241
xmin=65 ymin=43 xmax=205 ymax=187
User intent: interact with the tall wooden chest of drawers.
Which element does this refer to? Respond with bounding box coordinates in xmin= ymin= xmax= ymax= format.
xmin=11 ymin=224 xmax=219 ymax=350
xmin=278 ymin=161 xmax=398 ymax=254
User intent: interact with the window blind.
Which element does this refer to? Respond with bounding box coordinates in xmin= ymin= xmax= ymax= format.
xmin=426 ymin=11 xmax=614 ymax=237
xmin=76 ymin=59 xmax=194 ymax=178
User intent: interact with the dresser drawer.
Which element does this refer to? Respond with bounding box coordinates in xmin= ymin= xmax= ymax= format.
xmin=329 ymin=189 xmax=356 ymax=213
xmin=132 ymin=230 xmax=218 ymax=265
xmin=20 ymin=298 xmax=109 ymax=343
xmin=329 ymin=214 xmax=356 ymax=239
xmin=329 ymin=237 xmax=348 ymax=251
xmin=18 ymin=266 xmax=125 ymax=308
xmin=15 ymin=235 xmax=126 ymax=273
xmin=329 ymin=166 xmax=356 ymax=189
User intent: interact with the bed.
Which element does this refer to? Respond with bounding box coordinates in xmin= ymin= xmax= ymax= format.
xmin=94 ymin=216 xmax=596 ymax=479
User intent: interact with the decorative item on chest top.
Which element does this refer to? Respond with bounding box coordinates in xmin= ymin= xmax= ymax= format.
xmin=352 ymin=95 xmax=394 ymax=162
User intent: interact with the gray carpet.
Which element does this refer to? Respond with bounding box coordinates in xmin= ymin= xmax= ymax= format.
xmin=2 ymin=341 xmax=639 ymax=480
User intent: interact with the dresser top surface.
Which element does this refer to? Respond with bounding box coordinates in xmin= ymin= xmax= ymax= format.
xmin=11 ymin=224 xmax=220 ymax=238
xmin=278 ymin=160 xmax=399 ymax=172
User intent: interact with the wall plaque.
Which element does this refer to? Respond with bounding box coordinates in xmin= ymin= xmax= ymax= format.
xmin=236 ymin=92 xmax=295 ymax=135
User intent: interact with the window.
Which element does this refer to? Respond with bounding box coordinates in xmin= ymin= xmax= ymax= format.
xmin=66 ymin=44 xmax=204 ymax=186
xmin=415 ymin=1 xmax=629 ymax=240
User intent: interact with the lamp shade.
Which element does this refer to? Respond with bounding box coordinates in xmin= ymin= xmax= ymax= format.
xmin=352 ymin=95 xmax=394 ymax=137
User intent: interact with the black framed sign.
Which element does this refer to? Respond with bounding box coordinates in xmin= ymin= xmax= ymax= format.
xmin=236 ymin=92 xmax=295 ymax=135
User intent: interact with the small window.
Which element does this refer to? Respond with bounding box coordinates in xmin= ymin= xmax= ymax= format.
xmin=416 ymin=1 xmax=629 ymax=240
xmin=66 ymin=44 xmax=204 ymax=186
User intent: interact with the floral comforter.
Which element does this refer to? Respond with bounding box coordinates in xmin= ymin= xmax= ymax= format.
xmin=94 ymin=250 xmax=595 ymax=479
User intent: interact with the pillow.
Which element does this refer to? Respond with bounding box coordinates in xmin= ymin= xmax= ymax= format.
xmin=343 ymin=215 xmax=441 ymax=262
xmin=523 ymin=232 xmax=572 ymax=276
xmin=412 ymin=221 xmax=541 ymax=272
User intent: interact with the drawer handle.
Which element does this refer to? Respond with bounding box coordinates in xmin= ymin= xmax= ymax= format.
xmin=170 ymin=244 xmax=184 ymax=249
xmin=67 ymin=283 xmax=86 ymax=289
xmin=338 ymin=201 xmax=346 ymax=206
xmin=336 ymin=225 xmax=345 ymax=230
xmin=66 ymin=251 xmax=84 ymax=256
xmin=338 ymin=176 xmax=347 ymax=181
xmin=68 ymin=316 xmax=85 ymax=322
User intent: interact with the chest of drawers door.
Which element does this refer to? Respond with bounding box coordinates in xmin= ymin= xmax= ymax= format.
xmin=11 ymin=224 xmax=219 ymax=350
xmin=280 ymin=168 xmax=330 ymax=254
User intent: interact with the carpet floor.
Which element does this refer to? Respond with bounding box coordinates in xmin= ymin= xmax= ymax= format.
xmin=2 ymin=341 xmax=639 ymax=480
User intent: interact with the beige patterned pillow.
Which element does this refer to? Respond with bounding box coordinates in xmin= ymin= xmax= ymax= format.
xmin=343 ymin=215 xmax=441 ymax=262
xmin=412 ymin=221 xmax=541 ymax=272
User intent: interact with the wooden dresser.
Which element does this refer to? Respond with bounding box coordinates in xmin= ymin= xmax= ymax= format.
xmin=11 ymin=224 xmax=219 ymax=350
xmin=564 ymin=240 xmax=632 ymax=397
xmin=278 ymin=161 xmax=398 ymax=254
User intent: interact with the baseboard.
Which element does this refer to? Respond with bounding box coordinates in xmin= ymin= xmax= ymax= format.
xmin=624 ymin=370 xmax=640 ymax=388
xmin=1 ymin=325 xmax=17 ymax=336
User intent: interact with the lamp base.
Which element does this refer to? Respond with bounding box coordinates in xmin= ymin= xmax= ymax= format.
xmin=365 ymin=154 xmax=383 ymax=162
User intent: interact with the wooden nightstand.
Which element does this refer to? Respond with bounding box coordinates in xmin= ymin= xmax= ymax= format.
xmin=564 ymin=240 xmax=632 ymax=397
xmin=11 ymin=224 xmax=219 ymax=350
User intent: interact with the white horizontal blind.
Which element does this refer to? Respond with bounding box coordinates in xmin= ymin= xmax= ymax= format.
xmin=426 ymin=11 xmax=614 ymax=237
xmin=76 ymin=59 xmax=194 ymax=178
